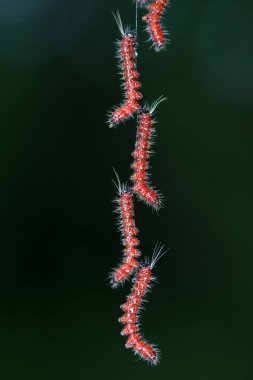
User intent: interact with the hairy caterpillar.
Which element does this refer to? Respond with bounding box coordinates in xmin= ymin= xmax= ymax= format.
xmin=108 ymin=11 xmax=142 ymax=128
xmin=109 ymin=174 xmax=141 ymax=288
xmin=119 ymin=243 xmax=166 ymax=365
xmin=131 ymin=96 xmax=166 ymax=210
xmin=143 ymin=0 xmax=169 ymax=52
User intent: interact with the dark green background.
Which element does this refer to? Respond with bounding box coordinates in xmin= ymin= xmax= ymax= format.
xmin=1 ymin=0 xmax=253 ymax=378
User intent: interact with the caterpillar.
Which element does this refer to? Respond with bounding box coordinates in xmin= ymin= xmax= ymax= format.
xmin=118 ymin=243 xmax=166 ymax=365
xmin=142 ymin=0 xmax=169 ymax=52
xmin=109 ymin=174 xmax=141 ymax=288
xmin=131 ymin=96 xmax=166 ymax=210
xmin=108 ymin=11 xmax=142 ymax=128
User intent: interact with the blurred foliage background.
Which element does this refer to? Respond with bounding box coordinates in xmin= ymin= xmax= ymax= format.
xmin=0 ymin=0 xmax=253 ymax=379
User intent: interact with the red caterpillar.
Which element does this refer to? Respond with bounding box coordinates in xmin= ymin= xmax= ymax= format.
xmin=109 ymin=175 xmax=141 ymax=288
xmin=108 ymin=11 xmax=142 ymax=128
xmin=143 ymin=0 xmax=169 ymax=52
xmin=119 ymin=243 xmax=166 ymax=365
xmin=131 ymin=96 xmax=166 ymax=210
